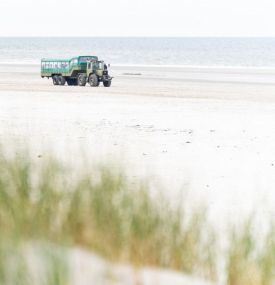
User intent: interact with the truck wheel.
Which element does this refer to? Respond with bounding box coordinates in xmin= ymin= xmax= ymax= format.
xmin=58 ymin=76 xmax=66 ymax=86
xmin=66 ymin=78 xmax=77 ymax=86
xmin=66 ymin=78 xmax=72 ymax=85
xmin=78 ymin=74 xmax=87 ymax=86
xmin=52 ymin=75 xmax=59 ymax=85
xmin=103 ymin=80 xmax=112 ymax=87
xmin=89 ymin=74 xmax=99 ymax=87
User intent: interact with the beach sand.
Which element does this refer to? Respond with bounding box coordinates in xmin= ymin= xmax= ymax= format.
xmin=1 ymin=63 xmax=275 ymax=224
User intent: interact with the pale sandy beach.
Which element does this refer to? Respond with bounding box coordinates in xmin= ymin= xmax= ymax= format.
xmin=2 ymin=63 xmax=275 ymax=284
xmin=2 ymin=0 xmax=275 ymax=282
xmin=1 ymin=63 xmax=275 ymax=224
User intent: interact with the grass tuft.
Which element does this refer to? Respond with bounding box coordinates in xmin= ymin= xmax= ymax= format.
xmin=226 ymin=219 xmax=275 ymax=285
xmin=0 ymin=149 xmax=274 ymax=284
xmin=0 ymin=151 xmax=216 ymax=283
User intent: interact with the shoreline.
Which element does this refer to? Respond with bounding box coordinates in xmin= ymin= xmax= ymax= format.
xmin=3 ymin=61 xmax=275 ymax=70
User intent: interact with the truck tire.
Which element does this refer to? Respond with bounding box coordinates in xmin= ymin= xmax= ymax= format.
xmin=58 ymin=76 xmax=66 ymax=86
xmin=52 ymin=75 xmax=59 ymax=85
xmin=89 ymin=74 xmax=99 ymax=87
xmin=78 ymin=74 xmax=87 ymax=86
xmin=103 ymin=80 xmax=112 ymax=87
xmin=66 ymin=78 xmax=77 ymax=86
xmin=66 ymin=78 xmax=72 ymax=85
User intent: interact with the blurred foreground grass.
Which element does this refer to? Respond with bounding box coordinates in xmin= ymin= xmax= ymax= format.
xmin=0 ymin=150 xmax=274 ymax=284
xmin=0 ymin=151 xmax=215 ymax=283
xmin=226 ymin=219 xmax=275 ymax=285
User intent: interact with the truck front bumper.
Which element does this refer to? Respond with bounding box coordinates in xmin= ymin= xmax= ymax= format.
xmin=102 ymin=75 xmax=113 ymax=82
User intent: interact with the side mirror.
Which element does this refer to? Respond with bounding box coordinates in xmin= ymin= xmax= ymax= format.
xmin=108 ymin=64 xmax=110 ymax=68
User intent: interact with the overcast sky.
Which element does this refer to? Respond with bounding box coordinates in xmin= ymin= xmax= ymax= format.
xmin=1 ymin=0 xmax=275 ymax=37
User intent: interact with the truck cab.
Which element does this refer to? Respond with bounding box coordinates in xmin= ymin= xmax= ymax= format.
xmin=86 ymin=60 xmax=112 ymax=87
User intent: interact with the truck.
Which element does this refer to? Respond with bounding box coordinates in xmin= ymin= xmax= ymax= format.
xmin=41 ymin=56 xmax=112 ymax=87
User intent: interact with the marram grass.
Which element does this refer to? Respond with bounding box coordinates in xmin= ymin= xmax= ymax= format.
xmin=226 ymin=219 xmax=275 ymax=285
xmin=0 ymin=150 xmax=274 ymax=284
xmin=0 ymin=151 xmax=216 ymax=283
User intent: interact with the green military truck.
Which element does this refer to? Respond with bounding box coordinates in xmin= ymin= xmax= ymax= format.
xmin=41 ymin=56 xmax=112 ymax=87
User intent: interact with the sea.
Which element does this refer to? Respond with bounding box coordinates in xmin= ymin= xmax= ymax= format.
xmin=1 ymin=37 xmax=275 ymax=67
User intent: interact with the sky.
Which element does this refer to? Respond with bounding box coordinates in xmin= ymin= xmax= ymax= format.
xmin=1 ymin=0 xmax=275 ymax=37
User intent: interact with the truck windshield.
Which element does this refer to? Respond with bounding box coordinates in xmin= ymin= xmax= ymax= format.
xmin=79 ymin=56 xmax=97 ymax=63
xmin=98 ymin=62 xmax=104 ymax=70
